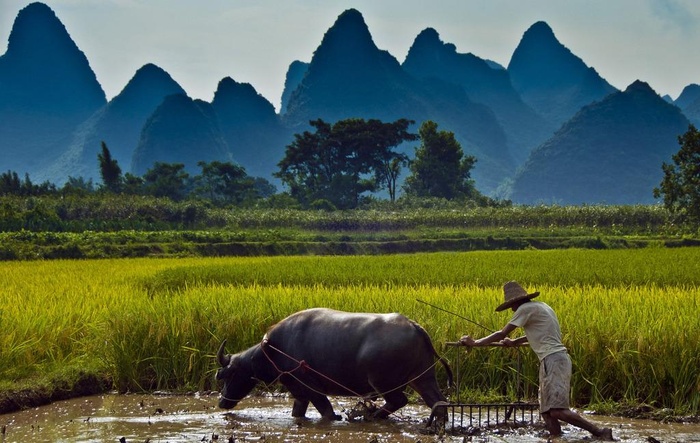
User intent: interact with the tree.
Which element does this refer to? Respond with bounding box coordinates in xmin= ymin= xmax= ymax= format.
xmin=97 ymin=141 xmax=123 ymax=193
xmin=142 ymin=162 xmax=190 ymax=201
xmin=192 ymin=161 xmax=274 ymax=206
xmin=654 ymin=124 xmax=700 ymax=223
xmin=60 ymin=176 xmax=94 ymax=196
xmin=122 ymin=173 xmax=145 ymax=195
xmin=403 ymin=120 xmax=479 ymax=200
xmin=276 ymin=118 xmax=416 ymax=209
xmin=0 ymin=170 xmax=55 ymax=196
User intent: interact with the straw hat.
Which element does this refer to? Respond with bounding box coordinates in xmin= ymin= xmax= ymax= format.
xmin=495 ymin=281 xmax=540 ymax=312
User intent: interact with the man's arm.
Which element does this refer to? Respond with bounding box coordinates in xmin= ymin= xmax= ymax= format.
xmin=460 ymin=323 xmax=519 ymax=346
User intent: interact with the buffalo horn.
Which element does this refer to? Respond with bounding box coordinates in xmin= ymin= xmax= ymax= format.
xmin=217 ymin=339 xmax=231 ymax=367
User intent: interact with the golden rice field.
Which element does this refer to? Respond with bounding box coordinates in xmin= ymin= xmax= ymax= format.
xmin=1 ymin=248 xmax=699 ymax=414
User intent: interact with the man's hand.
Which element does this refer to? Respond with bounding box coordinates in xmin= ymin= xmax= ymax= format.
xmin=459 ymin=335 xmax=476 ymax=346
xmin=501 ymin=337 xmax=516 ymax=347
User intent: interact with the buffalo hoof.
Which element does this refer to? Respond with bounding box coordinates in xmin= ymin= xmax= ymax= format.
xmin=427 ymin=401 xmax=449 ymax=427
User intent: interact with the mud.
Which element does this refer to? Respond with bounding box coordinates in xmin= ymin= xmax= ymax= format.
xmin=1 ymin=393 xmax=700 ymax=442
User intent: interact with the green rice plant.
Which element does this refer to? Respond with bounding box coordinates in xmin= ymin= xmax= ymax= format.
xmin=1 ymin=249 xmax=699 ymax=414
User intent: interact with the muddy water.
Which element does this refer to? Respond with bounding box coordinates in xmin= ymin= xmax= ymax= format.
xmin=1 ymin=393 xmax=699 ymax=442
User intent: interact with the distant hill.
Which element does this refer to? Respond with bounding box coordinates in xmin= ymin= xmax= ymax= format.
xmin=211 ymin=77 xmax=292 ymax=180
xmin=675 ymin=84 xmax=700 ymax=110
xmin=675 ymin=84 xmax=700 ymax=127
xmin=43 ymin=63 xmax=186 ymax=183
xmin=508 ymin=81 xmax=691 ymax=204
xmin=0 ymin=2 xmax=105 ymax=177
xmin=282 ymin=9 xmax=513 ymax=193
xmin=1 ymin=3 xmax=698 ymax=203
xmin=508 ymin=21 xmax=617 ymax=130
xmin=280 ymin=60 xmax=309 ymax=115
xmin=402 ymin=27 xmax=554 ymax=164
xmin=683 ymin=100 xmax=700 ymax=128
xmin=132 ymin=94 xmax=231 ymax=176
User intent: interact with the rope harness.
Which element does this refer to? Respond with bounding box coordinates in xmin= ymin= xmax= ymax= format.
xmin=254 ymin=336 xmax=445 ymax=417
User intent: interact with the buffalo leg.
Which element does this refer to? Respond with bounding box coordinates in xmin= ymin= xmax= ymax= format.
xmin=411 ymin=378 xmax=449 ymax=426
xmin=287 ymin=384 xmax=340 ymax=420
xmin=372 ymin=390 xmax=408 ymax=419
xmin=309 ymin=393 xmax=341 ymax=420
xmin=291 ymin=398 xmax=310 ymax=418
xmin=410 ymin=378 xmax=447 ymax=408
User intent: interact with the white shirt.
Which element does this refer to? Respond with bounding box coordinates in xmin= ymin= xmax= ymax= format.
xmin=509 ymin=301 xmax=567 ymax=361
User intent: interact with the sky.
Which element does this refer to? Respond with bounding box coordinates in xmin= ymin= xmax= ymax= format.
xmin=1 ymin=0 xmax=699 ymax=112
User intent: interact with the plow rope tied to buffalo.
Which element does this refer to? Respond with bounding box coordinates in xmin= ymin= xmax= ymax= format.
xmin=215 ymin=308 xmax=452 ymax=425
xmin=215 ymin=308 xmax=540 ymax=435
xmin=258 ymin=336 xmax=447 ymax=419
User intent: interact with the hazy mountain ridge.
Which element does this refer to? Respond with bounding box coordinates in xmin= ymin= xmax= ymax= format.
xmin=132 ymin=94 xmax=231 ymax=176
xmin=508 ymin=21 xmax=618 ymax=129
xmin=211 ymin=77 xmax=291 ymax=181
xmin=282 ymin=9 xmax=514 ymax=193
xmin=1 ymin=3 xmax=697 ymax=204
xmin=0 ymin=2 xmax=106 ymax=176
xmin=402 ymin=27 xmax=554 ymax=164
xmin=44 ymin=63 xmax=188 ymax=183
xmin=508 ymin=81 xmax=691 ymax=204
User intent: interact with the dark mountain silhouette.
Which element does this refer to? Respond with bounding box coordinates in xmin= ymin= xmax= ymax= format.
xmin=402 ymin=27 xmax=554 ymax=164
xmin=43 ymin=63 xmax=186 ymax=183
xmin=683 ymin=99 xmax=700 ymax=128
xmin=675 ymin=84 xmax=700 ymax=110
xmin=508 ymin=81 xmax=691 ymax=205
xmin=282 ymin=8 xmax=513 ymax=193
xmin=0 ymin=2 xmax=105 ymax=177
xmin=675 ymin=84 xmax=700 ymax=127
xmin=508 ymin=21 xmax=617 ymax=130
xmin=282 ymin=8 xmax=418 ymax=124
xmin=2 ymin=3 xmax=696 ymax=203
xmin=211 ymin=77 xmax=292 ymax=180
xmin=280 ymin=60 xmax=309 ymax=114
xmin=131 ymin=94 xmax=231 ymax=176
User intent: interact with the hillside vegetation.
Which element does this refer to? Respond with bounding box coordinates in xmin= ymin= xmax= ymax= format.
xmin=1 ymin=195 xmax=697 ymax=260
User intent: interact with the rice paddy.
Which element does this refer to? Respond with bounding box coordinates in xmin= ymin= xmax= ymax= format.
xmin=1 ymin=248 xmax=699 ymax=415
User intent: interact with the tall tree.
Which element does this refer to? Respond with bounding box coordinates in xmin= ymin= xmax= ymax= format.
xmin=192 ymin=160 xmax=274 ymax=206
xmin=97 ymin=141 xmax=123 ymax=193
xmin=276 ymin=118 xmax=415 ymax=208
xmin=403 ymin=120 xmax=478 ymax=200
xmin=142 ymin=162 xmax=189 ymax=201
xmin=654 ymin=124 xmax=700 ymax=223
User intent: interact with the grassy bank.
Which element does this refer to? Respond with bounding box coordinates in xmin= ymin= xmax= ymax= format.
xmin=1 ymin=250 xmax=699 ymax=416
xmin=1 ymin=202 xmax=698 ymax=260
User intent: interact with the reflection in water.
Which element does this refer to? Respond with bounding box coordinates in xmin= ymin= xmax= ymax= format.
xmin=0 ymin=393 xmax=699 ymax=442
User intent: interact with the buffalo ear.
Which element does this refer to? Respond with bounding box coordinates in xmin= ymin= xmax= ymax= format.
xmin=217 ymin=339 xmax=231 ymax=367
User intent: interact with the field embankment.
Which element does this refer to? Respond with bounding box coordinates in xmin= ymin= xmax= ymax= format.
xmin=1 ymin=250 xmax=699 ymax=418
xmin=1 ymin=199 xmax=697 ymax=259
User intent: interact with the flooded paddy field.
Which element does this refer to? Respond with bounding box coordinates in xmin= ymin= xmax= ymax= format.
xmin=1 ymin=393 xmax=700 ymax=442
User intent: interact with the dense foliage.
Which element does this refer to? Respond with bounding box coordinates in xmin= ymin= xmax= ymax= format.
xmin=0 ymin=195 xmax=696 ymax=260
xmin=403 ymin=121 xmax=482 ymax=201
xmin=655 ymin=124 xmax=700 ymax=223
xmin=275 ymin=118 xmax=417 ymax=209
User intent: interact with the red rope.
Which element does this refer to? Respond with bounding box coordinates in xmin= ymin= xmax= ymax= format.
xmin=259 ymin=338 xmax=442 ymax=404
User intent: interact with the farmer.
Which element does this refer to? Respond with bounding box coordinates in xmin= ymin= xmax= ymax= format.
xmin=459 ymin=281 xmax=614 ymax=441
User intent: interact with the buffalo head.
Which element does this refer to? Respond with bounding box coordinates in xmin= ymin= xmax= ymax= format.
xmin=216 ymin=339 xmax=258 ymax=409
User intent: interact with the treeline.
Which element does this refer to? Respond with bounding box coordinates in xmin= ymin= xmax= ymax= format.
xmin=0 ymin=153 xmax=277 ymax=207
xmin=1 ymin=118 xmax=504 ymax=210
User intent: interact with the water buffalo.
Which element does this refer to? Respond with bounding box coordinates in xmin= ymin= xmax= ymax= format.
xmin=216 ymin=308 xmax=452 ymax=421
